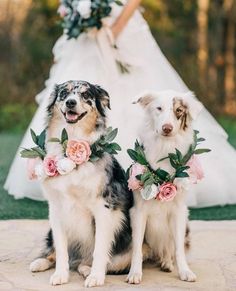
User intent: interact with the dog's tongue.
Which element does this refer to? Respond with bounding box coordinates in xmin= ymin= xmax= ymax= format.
xmin=66 ymin=111 xmax=79 ymax=122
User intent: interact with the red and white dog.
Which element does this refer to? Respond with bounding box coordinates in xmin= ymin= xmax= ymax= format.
xmin=126 ymin=90 xmax=203 ymax=284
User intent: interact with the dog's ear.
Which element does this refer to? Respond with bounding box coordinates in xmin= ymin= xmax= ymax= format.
xmin=133 ymin=92 xmax=155 ymax=107
xmin=47 ymin=84 xmax=60 ymax=113
xmin=182 ymin=91 xmax=203 ymax=120
xmin=94 ymin=85 xmax=110 ymax=117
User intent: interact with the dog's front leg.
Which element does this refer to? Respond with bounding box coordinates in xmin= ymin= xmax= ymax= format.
xmin=171 ymin=204 xmax=196 ymax=282
xmin=84 ymin=207 xmax=118 ymax=288
xmin=126 ymin=206 xmax=147 ymax=284
xmin=49 ymin=207 xmax=69 ymax=286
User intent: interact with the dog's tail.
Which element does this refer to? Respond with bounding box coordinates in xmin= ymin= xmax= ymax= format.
xmin=107 ymin=243 xmax=152 ymax=275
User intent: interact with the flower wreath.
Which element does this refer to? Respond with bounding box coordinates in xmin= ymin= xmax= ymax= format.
xmin=20 ymin=127 xmax=121 ymax=180
xmin=127 ymin=130 xmax=211 ymax=202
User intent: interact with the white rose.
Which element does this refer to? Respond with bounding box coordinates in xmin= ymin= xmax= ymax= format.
xmin=57 ymin=158 xmax=76 ymax=175
xmin=77 ymin=0 xmax=92 ymax=19
xmin=35 ymin=162 xmax=47 ymax=180
xmin=141 ymin=184 xmax=159 ymax=200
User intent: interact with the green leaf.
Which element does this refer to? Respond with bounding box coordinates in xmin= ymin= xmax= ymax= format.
xmin=127 ymin=149 xmax=139 ymax=162
xmin=197 ymin=137 xmax=205 ymax=142
xmin=32 ymin=146 xmax=46 ymax=158
xmin=144 ymin=177 xmax=155 ymax=188
xmin=175 ymin=171 xmax=189 ymax=178
xmin=169 ymin=157 xmax=179 ymax=169
xmin=20 ymin=149 xmax=41 ymax=159
xmin=48 ymin=138 xmax=61 ymax=143
xmin=140 ymin=172 xmax=152 ymax=183
xmin=194 ymin=148 xmax=211 ymax=154
xmin=126 ymin=165 xmax=132 ymax=180
xmin=140 ymin=185 xmax=152 ymax=200
xmin=175 ymin=148 xmax=183 ymax=162
xmin=156 ymin=168 xmax=170 ymax=181
xmin=38 ymin=130 xmax=46 ymax=149
xmin=109 ymin=143 xmax=121 ymax=151
xmin=62 ymin=140 xmax=68 ymax=153
xmin=105 ymin=128 xmax=118 ymax=142
xmin=61 ymin=128 xmax=68 ymax=144
xmin=30 ymin=129 xmax=38 ymax=145
xmin=114 ymin=0 xmax=123 ymax=6
xmin=157 ymin=156 xmax=168 ymax=163
xmin=89 ymin=155 xmax=100 ymax=162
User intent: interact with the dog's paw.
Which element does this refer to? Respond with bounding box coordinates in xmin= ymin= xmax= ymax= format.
xmin=84 ymin=273 xmax=105 ymax=288
xmin=179 ymin=269 xmax=196 ymax=282
xmin=126 ymin=272 xmax=142 ymax=284
xmin=50 ymin=270 xmax=69 ymax=285
xmin=30 ymin=258 xmax=51 ymax=272
xmin=160 ymin=260 xmax=174 ymax=273
xmin=78 ymin=265 xmax=91 ymax=278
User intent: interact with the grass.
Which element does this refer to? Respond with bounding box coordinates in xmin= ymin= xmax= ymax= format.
xmin=0 ymin=133 xmax=48 ymax=219
xmin=0 ymin=115 xmax=236 ymax=220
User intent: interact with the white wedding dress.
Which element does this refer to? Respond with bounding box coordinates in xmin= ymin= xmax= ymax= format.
xmin=4 ymin=2 xmax=236 ymax=207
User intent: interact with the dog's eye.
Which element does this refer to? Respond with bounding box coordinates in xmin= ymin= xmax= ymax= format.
xmin=176 ymin=108 xmax=183 ymax=114
xmin=58 ymin=89 xmax=68 ymax=100
xmin=82 ymin=92 xmax=89 ymax=100
xmin=157 ymin=107 xmax=162 ymax=111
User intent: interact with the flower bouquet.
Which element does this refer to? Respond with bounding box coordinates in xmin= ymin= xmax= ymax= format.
xmin=58 ymin=0 xmax=123 ymax=39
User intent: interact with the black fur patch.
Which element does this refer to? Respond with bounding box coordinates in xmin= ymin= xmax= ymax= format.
xmin=103 ymin=157 xmax=133 ymax=255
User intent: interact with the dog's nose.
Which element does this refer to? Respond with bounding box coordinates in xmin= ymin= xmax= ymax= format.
xmin=66 ymin=99 xmax=77 ymax=109
xmin=162 ymin=124 xmax=173 ymax=135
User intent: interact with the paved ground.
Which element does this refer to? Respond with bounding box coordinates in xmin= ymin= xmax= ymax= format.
xmin=0 ymin=220 xmax=236 ymax=291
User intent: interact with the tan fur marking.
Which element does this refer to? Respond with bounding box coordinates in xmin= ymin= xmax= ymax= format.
xmin=46 ymin=251 xmax=56 ymax=263
xmin=136 ymin=95 xmax=155 ymax=107
xmin=80 ymin=108 xmax=98 ymax=135
xmin=173 ymin=98 xmax=188 ymax=130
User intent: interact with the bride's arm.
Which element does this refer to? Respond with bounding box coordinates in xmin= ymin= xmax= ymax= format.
xmin=111 ymin=0 xmax=142 ymax=39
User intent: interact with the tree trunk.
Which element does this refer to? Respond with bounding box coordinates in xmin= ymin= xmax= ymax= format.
xmin=223 ymin=0 xmax=236 ymax=115
xmin=197 ymin=0 xmax=209 ymax=94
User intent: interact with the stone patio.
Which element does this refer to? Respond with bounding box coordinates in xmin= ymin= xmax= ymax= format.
xmin=0 ymin=220 xmax=236 ymax=291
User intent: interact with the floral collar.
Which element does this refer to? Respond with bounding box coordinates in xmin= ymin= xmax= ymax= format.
xmin=20 ymin=127 xmax=121 ymax=180
xmin=127 ymin=130 xmax=211 ymax=202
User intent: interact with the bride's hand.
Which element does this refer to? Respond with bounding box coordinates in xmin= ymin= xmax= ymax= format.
xmin=110 ymin=0 xmax=142 ymax=40
xmin=111 ymin=24 xmax=121 ymax=40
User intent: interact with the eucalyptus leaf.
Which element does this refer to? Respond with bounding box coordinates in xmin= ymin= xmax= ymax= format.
xmin=30 ymin=129 xmax=38 ymax=145
xmin=38 ymin=130 xmax=46 ymax=150
xmin=61 ymin=128 xmax=68 ymax=144
xmin=32 ymin=146 xmax=46 ymax=158
xmin=140 ymin=185 xmax=152 ymax=200
xmin=194 ymin=148 xmax=211 ymax=154
xmin=48 ymin=138 xmax=61 ymax=143
xmin=127 ymin=149 xmax=139 ymax=162
xmin=105 ymin=128 xmax=118 ymax=142
xmin=20 ymin=149 xmax=41 ymax=159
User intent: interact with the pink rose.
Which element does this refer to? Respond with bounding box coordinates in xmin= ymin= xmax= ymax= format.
xmin=128 ymin=163 xmax=146 ymax=191
xmin=66 ymin=140 xmax=91 ymax=165
xmin=157 ymin=182 xmax=177 ymax=202
xmin=43 ymin=156 xmax=59 ymax=177
xmin=187 ymin=155 xmax=204 ymax=184
xmin=57 ymin=5 xmax=68 ymax=17
xmin=27 ymin=158 xmax=41 ymax=180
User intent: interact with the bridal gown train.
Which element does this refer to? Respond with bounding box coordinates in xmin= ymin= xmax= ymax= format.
xmin=4 ymin=2 xmax=236 ymax=207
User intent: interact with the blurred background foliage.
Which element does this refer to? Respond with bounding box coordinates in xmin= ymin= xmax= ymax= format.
xmin=0 ymin=0 xmax=235 ymax=133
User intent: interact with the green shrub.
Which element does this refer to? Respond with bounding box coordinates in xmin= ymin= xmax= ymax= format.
xmin=0 ymin=103 xmax=36 ymax=133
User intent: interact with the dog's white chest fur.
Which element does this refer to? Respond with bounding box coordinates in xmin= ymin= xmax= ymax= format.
xmin=42 ymin=161 xmax=106 ymax=248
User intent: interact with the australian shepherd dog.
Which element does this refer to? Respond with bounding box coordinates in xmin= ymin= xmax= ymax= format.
xmin=29 ymin=80 xmax=133 ymax=287
xmin=126 ymin=90 xmax=203 ymax=284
